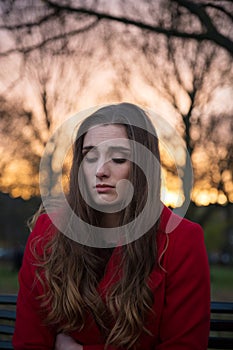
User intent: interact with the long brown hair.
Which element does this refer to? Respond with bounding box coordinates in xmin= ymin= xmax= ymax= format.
xmin=32 ymin=103 xmax=161 ymax=349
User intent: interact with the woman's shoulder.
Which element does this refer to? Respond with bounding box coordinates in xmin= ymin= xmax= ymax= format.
xmin=25 ymin=213 xmax=57 ymax=257
xmin=29 ymin=213 xmax=55 ymax=239
xmin=159 ymin=204 xmax=203 ymax=237
xmin=157 ymin=205 xmax=207 ymax=270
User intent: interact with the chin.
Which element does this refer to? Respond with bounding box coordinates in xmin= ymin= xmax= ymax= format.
xmin=93 ymin=199 xmax=125 ymax=211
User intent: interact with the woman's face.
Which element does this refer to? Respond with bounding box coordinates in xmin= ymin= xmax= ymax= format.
xmin=82 ymin=124 xmax=131 ymax=210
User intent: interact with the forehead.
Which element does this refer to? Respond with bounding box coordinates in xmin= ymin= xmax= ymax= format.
xmin=83 ymin=124 xmax=129 ymax=147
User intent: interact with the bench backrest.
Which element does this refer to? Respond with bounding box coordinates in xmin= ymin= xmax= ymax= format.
xmin=0 ymin=295 xmax=17 ymax=350
xmin=208 ymin=301 xmax=233 ymax=349
xmin=0 ymin=295 xmax=232 ymax=349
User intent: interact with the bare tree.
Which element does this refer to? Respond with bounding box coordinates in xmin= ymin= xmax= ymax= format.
xmin=0 ymin=0 xmax=232 ymax=209
xmin=0 ymin=49 xmax=97 ymax=197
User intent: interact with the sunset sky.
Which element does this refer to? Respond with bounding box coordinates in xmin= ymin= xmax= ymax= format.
xmin=0 ymin=1 xmax=232 ymax=208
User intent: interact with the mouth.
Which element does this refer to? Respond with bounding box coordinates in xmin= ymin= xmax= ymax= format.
xmin=95 ymin=184 xmax=115 ymax=193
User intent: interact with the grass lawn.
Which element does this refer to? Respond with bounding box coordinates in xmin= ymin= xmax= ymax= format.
xmin=210 ymin=265 xmax=233 ymax=301
xmin=0 ymin=262 xmax=232 ymax=301
xmin=0 ymin=262 xmax=19 ymax=294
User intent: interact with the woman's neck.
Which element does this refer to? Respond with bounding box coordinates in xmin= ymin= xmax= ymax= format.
xmin=100 ymin=212 xmax=121 ymax=228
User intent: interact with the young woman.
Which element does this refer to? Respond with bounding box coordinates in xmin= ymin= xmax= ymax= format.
xmin=13 ymin=103 xmax=210 ymax=349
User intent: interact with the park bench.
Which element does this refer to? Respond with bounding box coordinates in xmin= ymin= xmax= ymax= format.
xmin=0 ymin=294 xmax=232 ymax=349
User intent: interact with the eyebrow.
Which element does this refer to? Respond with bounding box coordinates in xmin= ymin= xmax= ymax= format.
xmin=82 ymin=146 xmax=131 ymax=153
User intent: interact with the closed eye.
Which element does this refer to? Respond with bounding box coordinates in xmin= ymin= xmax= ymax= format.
xmin=84 ymin=156 xmax=98 ymax=163
xmin=112 ymin=158 xmax=127 ymax=164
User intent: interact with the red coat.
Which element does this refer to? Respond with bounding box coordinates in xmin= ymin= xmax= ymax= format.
xmin=13 ymin=205 xmax=210 ymax=349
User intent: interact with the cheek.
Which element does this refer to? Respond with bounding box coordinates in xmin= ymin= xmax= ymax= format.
xmin=82 ymin=164 xmax=94 ymax=184
xmin=118 ymin=163 xmax=131 ymax=179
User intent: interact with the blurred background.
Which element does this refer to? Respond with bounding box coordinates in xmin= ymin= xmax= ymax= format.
xmin=0 ymin=0 xmax=232 ymax=300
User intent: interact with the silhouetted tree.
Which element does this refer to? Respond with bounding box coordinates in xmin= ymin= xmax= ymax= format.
xmin=0 ymin=0 xmax=232 ymax=211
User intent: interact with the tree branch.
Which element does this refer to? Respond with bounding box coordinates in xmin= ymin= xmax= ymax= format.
xmin=175 ymin=0 xmax=233 ymax=54
xmin=201 ymin=3 xmax=233 ymax=22
xmin=175 ymin=0 xmax=217 ymax=33
xmin=1 ymin=1 xmax=232 ymax=55
xmin=43 ymin=0 xmax=233 ymax=54
xmin=0 ymin=19 xmax=99 ymax=56
xmin=0 ymin=10 xmax=59 ymax=31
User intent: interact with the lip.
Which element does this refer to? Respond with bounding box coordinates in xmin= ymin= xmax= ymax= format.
xmin=95 ymin=184 xmax=115 ymax=193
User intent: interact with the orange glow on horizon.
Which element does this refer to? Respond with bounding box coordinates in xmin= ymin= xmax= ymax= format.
xmin=2 ymin=154 xmax=232 ymax=206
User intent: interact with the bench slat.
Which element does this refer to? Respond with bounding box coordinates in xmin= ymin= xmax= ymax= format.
xmin=0 ymin=309 xmax=16 ymax=321
xmin=211 ymin=301 xmax=233 ymax=314
xmin=0 ymin=324 xmax=15 ymax=335
xmin=210 ymin=319 xmax=233 ymax=331
xmin=208 ymin=336 xmax=233 ymax=349
xmin=0 ymin=340 xmax=13 ymax=350
xmin=0 ymin=295 xmax=17 ymax=305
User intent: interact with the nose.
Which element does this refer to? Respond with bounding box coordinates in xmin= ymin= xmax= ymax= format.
xmin=96 ymin=160 xmax=110 ymax=179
